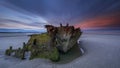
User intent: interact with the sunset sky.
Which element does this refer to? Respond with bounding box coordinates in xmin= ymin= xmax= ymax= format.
xmin=0 ymin=0 xmax=120 ymax=32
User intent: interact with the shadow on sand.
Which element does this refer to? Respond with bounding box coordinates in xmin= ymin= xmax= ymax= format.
xmin=53 ymin=43 xmax=84 ymax=64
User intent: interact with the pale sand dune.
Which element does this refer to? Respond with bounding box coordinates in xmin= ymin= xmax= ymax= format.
xmin=0 ymin=34 xmax=120 ymax=68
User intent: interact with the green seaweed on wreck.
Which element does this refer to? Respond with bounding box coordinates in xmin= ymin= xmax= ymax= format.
xmin=5 ymin=24 xmax=82 ymax=62
xmin=27 ymin=33 xmax=60 ymax=61
xmin=49 ymin=47 xmax=60 ymax=62
xmin=27 ymin=33 xmax=51 ymax=46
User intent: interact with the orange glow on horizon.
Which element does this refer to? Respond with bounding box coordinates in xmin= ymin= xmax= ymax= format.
xmin=75 ymin=13 xmax=120 ymax=30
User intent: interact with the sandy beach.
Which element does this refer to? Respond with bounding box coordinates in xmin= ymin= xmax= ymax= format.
xmin=0 ymin=33 xmax=120 ymax=68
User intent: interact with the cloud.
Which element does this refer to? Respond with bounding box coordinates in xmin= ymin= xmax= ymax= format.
xmin=0 ymin=2 xmax=48 ymax=30
xmin=75 ymin=13 xmax=120 ymax=30
xmin=0 ymin=0 xmax=120 ymax=32
xmin=0 ymin=19 xmax=45 ymax=30
xmin=5 ymin=0 xmax=120 ymax=25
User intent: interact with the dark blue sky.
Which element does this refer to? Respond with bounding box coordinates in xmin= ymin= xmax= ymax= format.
xmin=0 ymin=0 xmax=120 ymax=32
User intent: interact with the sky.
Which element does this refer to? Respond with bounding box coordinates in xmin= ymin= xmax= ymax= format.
xmin=0 ymin=0 xmax=120 ymax=32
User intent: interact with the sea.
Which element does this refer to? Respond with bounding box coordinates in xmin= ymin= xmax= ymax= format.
xmin=0 ymin=32 xmax=40 ymax=50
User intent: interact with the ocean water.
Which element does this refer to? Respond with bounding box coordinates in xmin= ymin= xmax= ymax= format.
xmin=0 ymin=33 xmax=38 ymax=50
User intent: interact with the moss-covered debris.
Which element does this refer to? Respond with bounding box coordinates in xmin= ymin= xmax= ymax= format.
xmin=27 ymin=33 xmax=60 ymax=61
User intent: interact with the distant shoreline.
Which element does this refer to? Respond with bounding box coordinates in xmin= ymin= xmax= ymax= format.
xmin=0 ymin=33 xmax=41 ymax=38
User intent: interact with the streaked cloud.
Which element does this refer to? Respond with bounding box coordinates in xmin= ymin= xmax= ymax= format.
xmin=0 ymin=0 xmax=120 ymax=32
xmin=0 ymin=1 xmax=48 ymax=31
xmin=75 ymin=13 xmax=120 ymax=30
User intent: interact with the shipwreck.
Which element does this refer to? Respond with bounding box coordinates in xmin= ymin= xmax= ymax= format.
xmin=5 ymin=23 xmax=83 ymax=62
